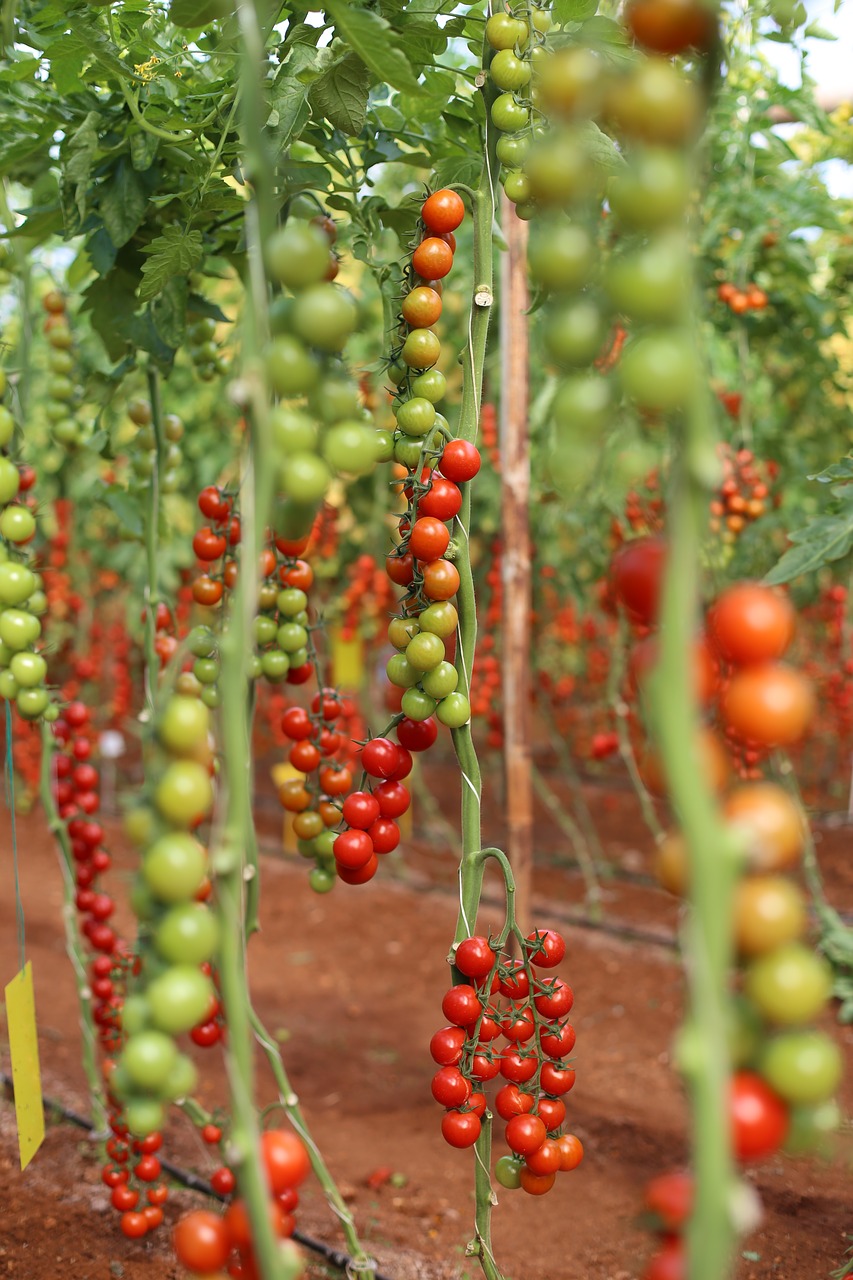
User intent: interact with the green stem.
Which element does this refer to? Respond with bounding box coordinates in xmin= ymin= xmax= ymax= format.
xmin=531 ymin=765 xmax=603 ymax=920
xmin=205 ymin=1 xmax=295 ymax=1275
xmin=649 ymin=391 xmax=737 ymax=1280
xmin=248 ymin=1006 xmax=376 ymax=1278
xmin=142 ymin=365 xmax=164 ymax=716
xmin=447 ymin=30 xmax=505 ymax=1280
xmin=609 ymin=616 xmax=664 ymax=843
xmin=40 ymin=724 xmax=107 ymax=1132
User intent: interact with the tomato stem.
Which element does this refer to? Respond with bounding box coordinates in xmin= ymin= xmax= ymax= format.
xmin=142 ymin=364 xmax=164 ymax=717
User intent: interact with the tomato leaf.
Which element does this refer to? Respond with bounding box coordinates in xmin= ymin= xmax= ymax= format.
xmin=98 ymin=159 xmax=149 ymax=249
xmin=309 ymin=52 xmax=370 ymax=136
xmin=765 ymin=513 xmax=853 ymax=585
xmin=138 ymin=226 xmax=204 ymax=302
xmin=553 ymin=0 xmax=599 ymax=23
xmin=101 ymin=485 xmax=144 ymax=538
xmin=323 ymin=1 xmax=422 ymax=95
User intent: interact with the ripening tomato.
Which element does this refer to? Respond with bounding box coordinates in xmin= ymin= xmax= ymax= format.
xmin=412 ymin=238 xmax=454 ymax=280
xmin=630 ymin=633 xmax=717 ymax=705
xmin=261 ymin=1129 xmax=310 ymax=1193
xmin=495 ymin=1084 xmax=535 ymax=1120
xmin=409 ymin=517 xmax=450 ymax=562
xmin=402 ymin=286 xmax=443 ymax=329
xmin=430 ymin=1026 xmax=466 ymax=1066
xmin=506 ymin=1113 xmax=547 ymax=1156
xmin=734 ymin=876 xmax=807 ymax=957
xmin=708 ymin=583 xmax=795 ymax=666
xmin=431 ymin=1066 xmax=472 ymax=1107
xmin=556 ymin=1133 xmax=584 ymax=1171
xmin=455 ymin=935 xmax=496 ymax=979
xmin=611 ymin=536 xmax=667 ymax=625
xmin=625 ymin=0 xmax=715 ymax=55
xmin=722 ymin=782 xmax=805 ymax=872
xmin=638 ymin=728 xmax=729 ymax=798
xmin=419 ymin=477 xmax=462 ymax=521
xmin=519 ymin=1167 xmax=556 ymax=1196
xmin=422 ymin=188 xmax=465 ymax=234
xmin=722 ymin=664 xmax=815 ymax=747
xmin=526 ymin=928 xmax=565 ymax=968
xmin=422 ymin=558 xmax=460 ymax=601
xmin=641 ymin=1237 xmax=686 ymax=1280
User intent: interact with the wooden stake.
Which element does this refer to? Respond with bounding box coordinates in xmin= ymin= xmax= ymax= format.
xmin=498 ymin=193 xmax=533 ymax=938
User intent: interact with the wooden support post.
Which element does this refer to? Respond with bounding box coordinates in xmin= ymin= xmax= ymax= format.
xmin=498 ymin=193 xmax=533 ymax=938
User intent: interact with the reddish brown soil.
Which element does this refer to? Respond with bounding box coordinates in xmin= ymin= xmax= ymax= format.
xmin=1 ymin=763 xmax=852 ymax=1280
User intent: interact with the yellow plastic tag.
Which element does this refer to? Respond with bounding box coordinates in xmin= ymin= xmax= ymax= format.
xmin=330 ymin=627 xmax=364 ymax=689
xmin=271 ymin=762 xmax=304 ymax=855
xmin=4 ymin=962 xmax=44 ymax=1169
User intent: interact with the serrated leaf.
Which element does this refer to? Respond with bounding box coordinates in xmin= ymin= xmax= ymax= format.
xmin=764 ymin=514 xmax=853 ymax=585
xmin=63 ymin=111 xmax=100 ymax=224
xmin=578 ymin=15 xmax=633 ymax=62
xmin=99 ymin=159 xmax=148 ymax=249
xmin=45 ymin=19 xmax=136 ymax=96
xmin=138 ymin=225 xmax=204 ymax=301
xmin=151 ymin=276 xmax=188 ymax=348
xmin=309 ymin=52 xmax=369 ymax=135
xmin=323 ymin=0 xmax=421 ymax=94
xmin=102 ymin=485 xmax=144 ymax=537
xmin=268 ymin=46 xmax=316 ymax=146
xmin=130 ymin=130 xmax=159 ymax=172
xmin=170 ymin=0 xmax=228 ymax=27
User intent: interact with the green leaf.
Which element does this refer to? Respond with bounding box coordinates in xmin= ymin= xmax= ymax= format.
xmin=765 ymin=513 xmax=853 ymax=585
xmin=99 ymin=159 xmax=148 ymax=249
xmin=138 ymin=225 xmax=204 ymax=301
xmin=46 ymin=19 xmax=136 ymax=96
xmin=130 ymin=130 xmax=159 ymax=172
xmin=151 ymin=276 xmax=188 ymax=348
xmin=553 ymin=0 xmax=599 ymax=22
xmin=309 ymin=52 xmax=370 ymax=135
xmin=578 ymin=15 xmax=633 ymax=63
xmin=810 ymin=457 xmax=853 ymax=484
xmin=63 ymin=111 xmax=101 ymax=224
xmin=102 ymin=485 xmax=144 ymax=537
xmin=323 ymin=1 xmax=422 ymax=94
xmin=268 ymin=45 xmax=315 ymax=146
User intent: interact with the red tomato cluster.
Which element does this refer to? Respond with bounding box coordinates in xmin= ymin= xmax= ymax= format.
xmin=278 ymin=687 xmax=373 ymax=891
xmin=172 ymin=1128 xmax=310 ymax=1277
xmin=717 ymin=281 xmax=769 ymax=314
xmin=191 ymin=484 xmax=238 ymax=609
xmin=102 ymin=1120 xmax=170 ymax=1239
xmin=708 ymin=445 xmax=777 ymax=544
xmin=431 ymin=929 xmax=583 ymax=1195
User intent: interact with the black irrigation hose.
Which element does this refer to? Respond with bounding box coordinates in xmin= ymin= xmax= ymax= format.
xmin=0 ymin=1074 xmax=394 ymax=1280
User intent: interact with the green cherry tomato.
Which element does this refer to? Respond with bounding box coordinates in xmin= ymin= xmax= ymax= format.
xmin=503 ymin=171 xmax=532 ymax=205
xmin=270 ymin=406 xmax=318 ymax=455
xmin=254 ymin=615 xmax=278 ymax=646
xmin=0 ymin=505 xmax=36 ymax=544
xmin=419 ymin=601 xmax=459 ymax=638
xmin=760 ymin=1031 xmax=842 ymax=1106
xmin=261 ymin=649 xmax=290 ymax=682
xmin=0 ymin=407 xmax=14 ymax=447
xmin=485 ymin=12 xmax=527 ymax=49
xmin=277 ymin=623 xmax=308 ymax=653
xmin=265 ymin=336 xmax=321 ymax=397
xmin=277 ymin=588 xmax=308 ymax=617
xmin=494 ymin=1154 xmax=523 ymax=1189
xmin=618 ymin=330 xmax=699 ymax=413
xmin=193 ymin=658 xmax=219 ymax=686
xmin=0 ymin=458 xmax=20 ymax=504
xmin=143 ymin=833 xmax=207 ymax=903
xmin=309 ymin=866 xmax=336 ymax=894
xmin=0 ymin=670 xmax=17 ymax=700
xmin=9 ymin=651 xmax=46 ymax=688
xmin=545 ymin=299 xmax=607 ymax=368
xmin=401 ymin=329 xmax=441 ymax=371
xmin=396 ymin=397 xmax=437 ymax=438
xmin=608 ymin=150 xmax=690 ymax=230
xmin=189 ymin=626 xmax=217 ymax=658
xmin=123 ymin=1031 xmax=179 ymax=1092
xmin=410 ymin=370 xmax=447 ymax=404
xmin=265 ymin=222 xmax=330 ymax=290
xmin=406 ymin=631 xmax=446 ymax=672
xmin=291 ymin=284 xmax=357 ymax=354
xmin=121 ymin=994 xmax=151 ymax=1037
xmin=491 ymin=93 xmax=529 ymax=133
xmin=280 ymin=452 xmax=332 ymax=503
xmin=605 ymin=235 xmax=690 ymax=322
xmin=784 ymin=1099 xmax=841 ymax=1157
xmin=491 ymin=50 xmax=531 ymax=92
xmin=496 ymin=134 xmax=530 ymax=169
xmin=17 ymin=686 xmax=48 ymax=719
xmin=389 ymin=617 xmax=420 ymax=649
xmin=161 ymin=1052 xmax=198 ymax=1102
xmin=745 ymin=943 xmax=833 ymax=1026
xmin=386 ymin=654 xmax=422 ymax=689
xmin=155 ymin=903 xmax=220 ymax=966
xmin=394 ymin=437 xmax=424 ymax=468
xmin=529 ymin=223 xmax=595 ymax=293
xmin=159 ymin=696 xmax=210 ymax=755
xmin=322 ymin=422 xmax=378 ymax=476
xmin=436 ymin=692 xmax=471 ymax=728
xmin=308 ymin=376 xmax=361 ymax=424
xmin=0 ymin=609 xmax=40 ymax=650
xmin=147 ymin=965 xmax=215 ymax=1036
xmin=374 ymin=428 xmax=395 ymax=463
xmin=421 ymin=661 xmax=458 ymax=699
xmin=155 ymin=760 xmax=214 ymax=827
xmin=200 ymin=684 xmax=220 ymax=710
xmin=124 ymin=1098 xmax=166 ymax=1139
xmin=401 ymin=687 xmax=438 ymax=722
xmin=552 ymin=375 xmax=613 ymax=435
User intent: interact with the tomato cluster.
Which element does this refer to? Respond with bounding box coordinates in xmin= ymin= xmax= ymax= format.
xmin=112 ymin=692 xmax=217 ymax=1143
xmin=186 ymin=314 xmax=227 ymax=383
xmin=431 ymin=928 xmax=583 ymax=1195
xmin=264 ymin=212 xmax=378 ymax=517
xmin=173 ymin=1127 xmax=309 ymax=1279
xmin=278 ymin=687 xmax=371 ymax=891
xmin=40 ymin=290 xmax=88 ymax=450
xmin=126 ymin=397 xmax=186 ymax=494
xmin=0 ymin=360 xmax=52 ymax=721
xmin=717 ymin=280 xmax=769 ymax=315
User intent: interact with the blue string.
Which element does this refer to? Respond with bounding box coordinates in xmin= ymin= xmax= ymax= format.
xmin=5 ymin=702 xmax=26 ymax=973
